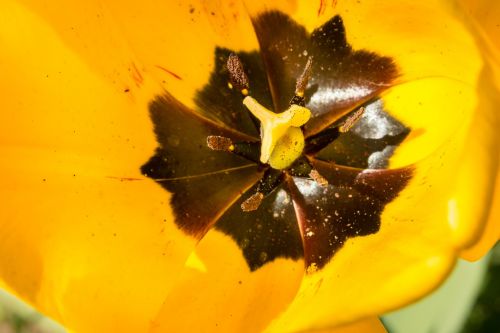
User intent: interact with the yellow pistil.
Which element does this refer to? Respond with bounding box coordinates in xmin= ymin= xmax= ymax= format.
xmin=243 ymin=96 xmax=311 ymax=169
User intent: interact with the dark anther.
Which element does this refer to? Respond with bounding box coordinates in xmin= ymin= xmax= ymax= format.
xmin=241 ymin=192 xmax=264 ymax=212
xmin=227 ymin=53 xmax=250 ymax=94
xmin=309 ymin=169 xmax=328 ymax=187
xmin=339 ymin=107 xmax=365 ymax=133
xmin=207 ymin=135 xmax=234 ymax=151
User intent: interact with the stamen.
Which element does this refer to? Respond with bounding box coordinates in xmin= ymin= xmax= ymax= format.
xmin=207 ymin=136 xmax=234 ymax=152
xmin=207 ymin=136 xmax=261 ymax=163
xmin=339 ymin=107 xmax=365 ymax=133
xmin=309 ymin=169 xmax=329 ymax=187
xmin=241 ymin=192 xmax=264 ymax=212
xmin=295 ymin=57 xmax=313 ymax=98
xmin=227 ymin=53 xmax=249 ymax=95
xmin=290 ymin=57 xmax=313 ymax=106
xmin=230 ymin=141 xmax=261 ymax=164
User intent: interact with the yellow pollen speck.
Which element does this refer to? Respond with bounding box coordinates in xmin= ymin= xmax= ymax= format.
xmin=242 ymin=96 xmax=311 ymax=169
xmin=306 ymin=262 xmax=318 ymax=274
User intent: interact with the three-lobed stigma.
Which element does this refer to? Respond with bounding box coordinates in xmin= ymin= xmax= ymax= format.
xmin=242 ymin=96 xmax=311 ymax=169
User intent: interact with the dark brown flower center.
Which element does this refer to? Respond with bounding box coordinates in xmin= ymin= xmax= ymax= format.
xmin=141 ymin=11 xmax=414 ymax=272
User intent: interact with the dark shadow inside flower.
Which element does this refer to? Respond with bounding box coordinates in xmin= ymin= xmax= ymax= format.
xmin=142 ymin=11 xmax=414 ymax=272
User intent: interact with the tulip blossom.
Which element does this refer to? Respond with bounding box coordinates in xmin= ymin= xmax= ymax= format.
xmin=0 ymin=0 xmax=498 ymax=333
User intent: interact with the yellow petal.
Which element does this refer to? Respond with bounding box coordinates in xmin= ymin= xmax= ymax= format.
xmin=459 ymin=0 xmax=500 ymax=63
xmin=150 ymin=230 xmax=304 ymax=333
xmin=0 ymin=1 xmax=195 ymax=332
xmin=457 ymin=0 xmax=500 ymax=259
xmin=15 ymin=0 xmax=258 ymax=110
xmin=461 ymin=172 xmax=500 ymax=260
xmin=103 ymin=0 xmax=258 ymax=109
xmin=458 ymin=66 xmax=500 ymax=260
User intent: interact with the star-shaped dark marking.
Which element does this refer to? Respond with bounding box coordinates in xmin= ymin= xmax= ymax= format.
xmin=141 ymin=11 xmax=413 ymax=271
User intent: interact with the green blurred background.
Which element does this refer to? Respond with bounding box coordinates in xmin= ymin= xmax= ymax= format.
xmin=0 ymin=243 xmax=498 ymax=333
xmin=461 ymin=244 xmax=500 ymax=333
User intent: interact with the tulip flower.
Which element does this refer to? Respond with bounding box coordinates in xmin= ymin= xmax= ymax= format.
xmin=0 ymin=0 xmax=498 ymax=333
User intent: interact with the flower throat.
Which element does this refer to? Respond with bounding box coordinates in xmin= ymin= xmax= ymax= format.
xmin=206 ymin=54 xmax=365 ymax=212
